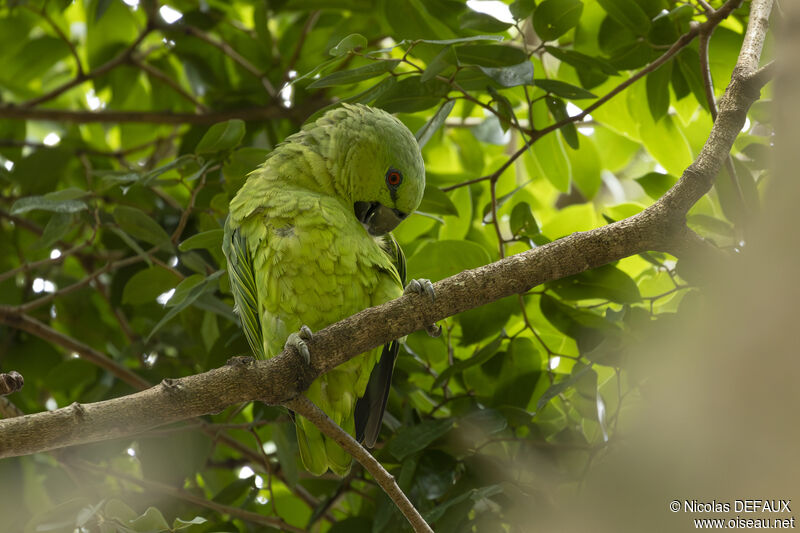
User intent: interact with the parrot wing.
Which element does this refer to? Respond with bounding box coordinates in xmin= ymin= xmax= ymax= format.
xmin=354 ymin=234 xmax=406 ymax=447
xmin=223 ymin=221 xmax=266 ymax=360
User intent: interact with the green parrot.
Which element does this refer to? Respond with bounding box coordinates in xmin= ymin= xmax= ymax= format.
xmin=223 ymin=103 xmax=433 ymax=476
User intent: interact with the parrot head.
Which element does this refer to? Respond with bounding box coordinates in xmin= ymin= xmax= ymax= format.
xmin=317 ymin=103 xmax=425 ymax=236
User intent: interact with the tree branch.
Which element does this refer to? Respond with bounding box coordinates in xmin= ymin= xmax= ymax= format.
xmin=285 ymin=396 xmax=433 ymax=533
xmin=0 ymin=105 xmax=296 ymax=124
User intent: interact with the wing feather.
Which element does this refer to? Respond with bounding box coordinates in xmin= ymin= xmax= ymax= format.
xmin=224 ymin=221 xmax=266 ymax=359
xmin=354 ymin=233 xmax=406 ymax=446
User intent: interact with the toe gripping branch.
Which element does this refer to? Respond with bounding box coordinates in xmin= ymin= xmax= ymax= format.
xmin=285 ymin=325 xmax=313 ymax=364
xmin=404 ymin=279 xmax=442 ymax=338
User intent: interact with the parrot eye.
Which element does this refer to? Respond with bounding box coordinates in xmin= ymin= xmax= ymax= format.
xmin=385 ymin=168 xmax=403 ymax=189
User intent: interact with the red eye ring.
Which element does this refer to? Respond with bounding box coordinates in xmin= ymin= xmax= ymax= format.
xmin=386 ymin=168 xmax=403 ymax=188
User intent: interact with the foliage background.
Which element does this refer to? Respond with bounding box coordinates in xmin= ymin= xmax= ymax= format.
xmin=0 ymin=0 xmax=776 ymax=532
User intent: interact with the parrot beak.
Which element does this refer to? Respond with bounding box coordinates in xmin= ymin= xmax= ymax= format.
xmin=354 ymin=201 xmax=408 ymax=236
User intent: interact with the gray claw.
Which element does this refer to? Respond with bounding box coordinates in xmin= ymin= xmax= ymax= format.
xmin=404 ymin=278 xmax=440 ymax=337
xmin=404 ymin=278 xmax=435 ymax=303
xmin=285 ymin=325 xmax=313 ymax=364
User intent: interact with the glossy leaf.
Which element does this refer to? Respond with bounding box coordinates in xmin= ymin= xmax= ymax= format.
xmin=329 ymin=33 xmax=367 ymax=56
xmin=536 ymin=79 xmax=597 ymax=99
xmin=308 ymin=60 xmax=399 ymax=88
xmin=597 ymin=0 xmax=651 ymax=34
xmin=534 ymin=0 xmax=584 ymax=41
xmin=195 ymin=119 xmax=246 ymax=155
xmin=114 ymin=206 xmax=172 ymax=247
xmin=419 ymin=185 xmax=459 ymax=216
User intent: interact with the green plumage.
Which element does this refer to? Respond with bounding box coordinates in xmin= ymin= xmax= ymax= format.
xmin=223 ymin=104 xmax=425 ymax=476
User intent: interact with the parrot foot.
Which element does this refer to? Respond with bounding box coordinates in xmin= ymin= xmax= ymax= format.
xmin=285 ymin=325 xmax=313 ymax=364
xmin=404 ymin=278 xmax=442 ymax=337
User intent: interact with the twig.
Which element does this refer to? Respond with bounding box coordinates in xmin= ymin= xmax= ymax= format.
xmin=0 ymin=307 xmax=152 ymax=390
xmin=131 ymin=57 xmax=209 ymax=112
xmin=169 ymin=23 xmax=276 ymax=96
xmin=21 ymin=28 xmax=152 ymax=108
xmin=23 ymin=4 xmax=85 ymax=76
xmin=283 ymin=11 xmax=321 ymax=84
xmin=284 ymin=396 xmax=434 ymax=533
xmin=0 ymin=241 xmax=89 ymax=283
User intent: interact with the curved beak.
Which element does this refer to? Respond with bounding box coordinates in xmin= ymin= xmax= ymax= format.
xmin=354 ymin=201 xmax=408 ymax=236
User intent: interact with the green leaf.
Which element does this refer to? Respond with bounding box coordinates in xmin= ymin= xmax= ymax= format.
xmin=373 ymin=76 xmax=450 ymax=113
xmin=488 ymin=86 xmax=515 ymax=131
xmin=536 ymin=363 xmax=595 ymax=411
xmin=535 ymin=79 xmax=596 ymax=99
xmin=213 ymin=477 xmax=255 ymax=505
xmin=534 ymin=0 xmax=584 ymax=41
xmin=477 ymin=61 xmax=534 ymax=88
xmin=421 ymin=46 xmax=457 ymax=83
xmin=329 ymin=33 xmax=367 ymax=56
xmin=415 ymin=99 xmax=455 ymax=148
xmin=179 ymin=229 xmax=224 ymax=253
xmin=455 ymin=44 xmax=527 ymax=67
xmin=104 ymin=500 xmax=138 ymax=523
xmin=419 ymin=185 xmax=458 ymax=216
xmin=545 ymin=46 xmax=618 ymax=76
xmin=677 ymin=48 xmax=709 ymax=111
xmin=433 ymin=335 xmax=505 ymax=388
xmin=565 ymin=133 xmax=602 ymax=199
xmin=388 ymin=418 xmax=454 ymax=460
xmin=147 ymin=270 xmax=224 ymax=340
xmin=646 ymin=60 xmax=673 ymax=121
xmin=539 ymin=293 xmax=609 ymax=351
xmin=458 ymin=11 xmax=512 ymax=33
xmin=31 ymin=212 xmax=73 ymax=251
xmin=173 ymin=516 xmax=208 ymax=530
xmin=166 ymin=274 xmax=204 ymax=308
xmin=195 ymin=119 xmax=246 ymax=155
xmin=510 ymin=201 xmax=540 ymax=237
xmin=425 ymin=485 xmax=503 ymax=523
xmin=510 ymin=0 xmax=536 ymax=20
xmin=416 ymin=35 xmax=504 ymax=45
xmin=308 ymin=59 xmax=399 ymax=88
xmin=529 ymin=99 xmax=571 ymax=191
xmin=122 ymin=266 xmax=181 ymax=305
xmin=458 ymin=296 xmax=518 ymax=344
xmin=597 ymin=0 xmax=651 ymax=34
xmin=635 ymin=172 xmax=678 ymax=199
xmin=128 ymin=507 xmax=170 ymax=532
xmin=382 ymin=0 xmax=458 ymax=41
xmin=545 ymin=96 xmax=579 ymax=149
xmin=10 ymin=187 xmax=88 ymax=215
xmin=407 ymin=240 xmax=491 ymax=282
xmin=548 ymin=264 xmax=641 ymax=303
xmin=113 ymin=206 xmax=172 ymax=247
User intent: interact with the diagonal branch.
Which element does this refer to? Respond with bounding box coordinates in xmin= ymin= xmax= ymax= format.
xmin=285 ymin=396 xmax=433 ymax=533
